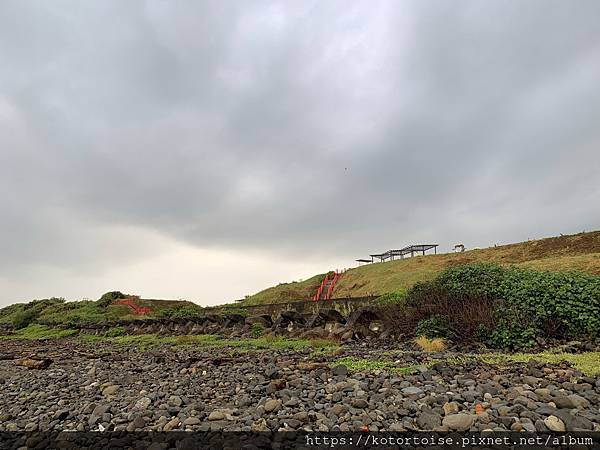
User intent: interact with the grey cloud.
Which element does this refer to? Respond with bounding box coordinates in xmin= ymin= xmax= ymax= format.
xmin=1 ymin=0 xmax=599 ymax=291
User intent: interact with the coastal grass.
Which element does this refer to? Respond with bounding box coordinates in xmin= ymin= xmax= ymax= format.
xmin=2 ymin=324 xmax=79 ymax=340
xmin=332 ymin=350 xmax=600 ymax=376
xmin=331 ymin=356 xmax=419 ymax=374
xmin=441 ymin=351 xmax=600 ymax=377
xmin=78 ymin=333 xmax=338 ymax=352
xmin=414 ymin=336 xmax=447 ymax=353
xmin=242 ymin=273 xmax=326 ymax=305
xmin=478 ymin=351 xmax=600 ymax=377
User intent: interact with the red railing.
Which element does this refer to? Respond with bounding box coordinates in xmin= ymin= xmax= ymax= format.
xmin=113 ymin=297 xmax=152 ymax=315
xmin=312 ymin=273 xmax=330 ymax=301
xmin=324 ymin=271 xmax=340 ymax=300
xmin=312 ymin=270 xmax=343 ymax=301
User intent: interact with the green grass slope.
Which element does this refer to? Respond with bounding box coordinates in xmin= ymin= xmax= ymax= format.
xmin=244 ymin=231 xmax=600 ymax=303
xmin=242 ymin=274 xmax=326 ymax=306
xmin=0 ymin=296 xmax=202 ymax=328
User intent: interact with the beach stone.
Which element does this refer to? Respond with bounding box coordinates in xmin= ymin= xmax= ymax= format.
xmin=544 ymin=415 xmax=566 ymax=432
xmin=133 ymin=397 xmax=152 ymax=410
xmin=402 ymin=387 xmax=423 ymax=396
xmin=443 ymin=402 xmax=460 ymax=416
xmin=332 ymin=365 xmax=348 ymax=377
xmin=416 ymin=412 xmax=442 ymax=430
xmin=264 ymin=399 xmax=281 ymax=412
xmin=552 ymin=395 xmax=576 ymax=409
xmin=208 ymin=411 xmax=225 ymax=421
xmin=101 ymin=385 xmax=119 ymax=397
xmin=183 ymin=417 xmax=201 ymax=426
xmin=442 ymin=414 xmax=474 ymax=431
xmin=351 ymin=399 xmax=369 ymax=408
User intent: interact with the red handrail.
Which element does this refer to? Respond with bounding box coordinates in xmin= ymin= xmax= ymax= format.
xmin=324 ymin=271 xmax=339 ymax=300
xmin=113 ymin=298 xmax=152 ymax=315
xmin=313 ymin=270 xmax=344 ymax=301
xmin=312 ymin=273 xmax=330 ymax=301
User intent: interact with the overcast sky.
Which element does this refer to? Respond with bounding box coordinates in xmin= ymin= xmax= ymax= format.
xmin=1 ymin=0 xmax=599 ymax=307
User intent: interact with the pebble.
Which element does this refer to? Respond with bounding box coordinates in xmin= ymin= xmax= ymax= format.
xmin=442 ymin=414 xmax=475 ymax=431
xmin=544 ymin=415 xmax=566 ymax=432
xmin=208 ymin=411 xmax=225 ymax=421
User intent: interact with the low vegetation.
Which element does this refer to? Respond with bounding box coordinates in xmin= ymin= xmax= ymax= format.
xmin=77 ymin=333 xmax=338 ymax=352
xmin=331 ymin=357 xmax=418 ymax=374
xmin=334 ymin=350 xmax=600 ymax=376
xmin=243 ymin=274 xmax=326 ymax=305
xmin=4 ymin=324 xmax=79 ymax=340
xmin=329 ymin=356 xmax=417 ymax=374
xmin=0 ymin=291 xmax=204 ymax=328
xmin=375 ymin=290 xmax=406 ymax=306
xmin=152 ymin=304 xmax=205 ymax=319
xmin=385 ymin=262 xmax=600 ymax=349
xmin=413 ymin=336 xmax=447 ymax=353
xmin=447 ymin=352 xmax=600 ymax=377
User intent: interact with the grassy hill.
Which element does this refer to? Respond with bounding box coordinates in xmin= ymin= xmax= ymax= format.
xmin=0 ymin=296 xmax=201 ymax=328
xmin=244 ymin=231 xmax=600 ymax=304
xmin=242 ymin=274 xmax=326 ymax=306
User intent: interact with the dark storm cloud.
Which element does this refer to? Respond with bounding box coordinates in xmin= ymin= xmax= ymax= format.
xmin=1 ymin=0 xmax=600 ymax=279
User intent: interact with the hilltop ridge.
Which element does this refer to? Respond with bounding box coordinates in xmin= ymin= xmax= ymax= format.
xmin=243 ymin=230 xmax=600 ymax=305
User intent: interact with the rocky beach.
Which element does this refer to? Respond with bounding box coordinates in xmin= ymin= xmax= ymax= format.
xmin=1 ymin=339 xmax=599 ymax=435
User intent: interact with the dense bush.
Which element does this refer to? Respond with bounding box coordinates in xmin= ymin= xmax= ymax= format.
xmin=12 ymin=309 xmax=36 ymax=329
xmin=434 ymin=263 xmax=505 ymax=298
xmin=251 ymin=323 xmax=265 ymax=338
xmin=37 ymin=301 xmax=130 ymax=327
xmin=3 ymin=298 xmax=66 ymax=329
xmin=376 ymin=290 xmax=407 ymax=306
xmin=155 ymin=305 xmax=204 ymax=319
xmin=415 ymin=315 xmax=454 ymax=339
xmin=97 ymin=291 xmax=127 ymax=308
xmin=104 ymin=326 xmax=125 ymax=337
xmin=402 ymin=264 xmax=600 ymax=348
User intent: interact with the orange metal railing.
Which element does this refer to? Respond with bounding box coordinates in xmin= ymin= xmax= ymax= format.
xmin=113 ymin=297 xmax=152 ymax=315
xmin=312 ymin=273 xmax=330 ymax=301
xmin=313 ymin=270 xmax=343 ymax=301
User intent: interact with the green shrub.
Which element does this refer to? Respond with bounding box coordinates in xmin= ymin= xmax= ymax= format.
xmin=6 ymin=298 xmax=66 ymax=328
xmin=10 ymin=324 xmax=78 ymax=340
xmin=405 ymin=264 xmax=600 ymax=349
xmin=435 ymin=263 xmax=505 ymax=298
xmin=498 ymin=268 xmax=600 ymax=339
xmin=415 ymin=315 xmax=453 ymax=339
xmin=155 ymin=305 xmax=204 ymax=319
xmin=376 ymin=290 xmax=407 ymax=306
xmin=97 ymin=291 xmax=127 ymax=308
xmin=37 ymin=302 xmax=131 ymax=327
xmin=250 ymin=323 xmax=264 ymax=338
xmin=104 ymin=326 xmax=125 ymax=337
xmin=12 ymin=310 xmax=36 ymax=329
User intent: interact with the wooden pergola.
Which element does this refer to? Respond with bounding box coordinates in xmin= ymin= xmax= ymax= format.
xmin=363 ymin=244 xmax=438 ymax=263
xmin=355 ymin=258 xmax=373 ymax=265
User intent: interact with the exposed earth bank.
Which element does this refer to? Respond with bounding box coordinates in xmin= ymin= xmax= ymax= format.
xmin=1 ymin=340 xmax=599 ymax=434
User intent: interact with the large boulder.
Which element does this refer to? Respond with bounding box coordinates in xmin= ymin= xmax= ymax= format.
xmin=346 ymin=308 xmax=382 ymax=327
xmin=223 ymin=314 xmax=246 ymax=327
xmin=204 ymin=314 xmax=223 ymax=324
xmin=318 ymin=309 xmax=346 ymax=324
xmin=280 ymin=310 xmax=306 ymax=324
xmin=306 ymin=314 xmax=326 ymax=328
xmin=274 ymin=310 xmax=306 ymax=329
xmin=245 ymin=315 xmax=273 ymax=328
